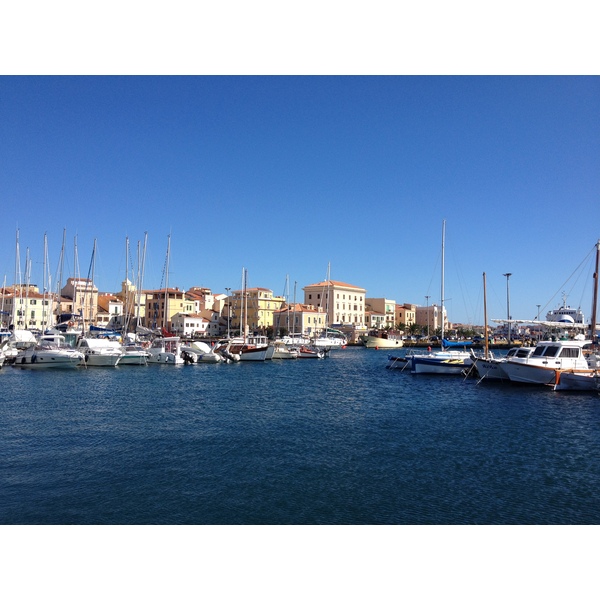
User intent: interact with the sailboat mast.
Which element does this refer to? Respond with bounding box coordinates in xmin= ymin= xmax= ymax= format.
xmin=136 ymin=232 xmax=148 ymax=328
xmin=441 ymin=220 xmax=446 ymax=340
xmin=483 ymin=272 xmax=489 ymax=359
xmin=590 ymin=239 xmax=599 ymax=343
xmin=56 ymin=228 xmax=66 ymax=323
xmin=292 ymin=280 xmax=297 ymax=336
xmin=163 ymin=234 xmax=171 ymax=331
xmin=243 ymin=267 xmax=248 ymax=343
xmin=42 ymin=233 xmax=48 ymax=330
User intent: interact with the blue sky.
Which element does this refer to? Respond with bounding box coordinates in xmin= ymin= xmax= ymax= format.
xmin=1 ymin=76 xmax=599 ymax=326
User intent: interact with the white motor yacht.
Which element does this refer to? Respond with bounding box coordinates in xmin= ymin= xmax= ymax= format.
xmin=13 ymin=333 xmax=84 ymax=369
xmin=501 ymin=337 xmax=592 ymax=385
xmin=77 ymin=337 xmax=123 ymax=367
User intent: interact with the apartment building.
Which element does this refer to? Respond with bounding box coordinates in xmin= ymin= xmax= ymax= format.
xmin=0 ymin=285 xmax=54 ymax=330
xmin=415 ymin=304 xmax=447 ymax=335
xmin=144 ymin=287 xmax=194 ymax=332
xmin=228 ymin=287 xmax=285 ymax=335
xmin=365 ymin=298 xmax=396 ymax=329
xmin=61 ymin=277 xmax=99 ymax=325
xmin=272 ymin=303 xmax=326 ymax=337
xmin=302 ymin=280 xmax=366 ymax=328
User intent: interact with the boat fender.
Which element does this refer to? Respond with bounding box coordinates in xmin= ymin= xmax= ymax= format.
xmin=31 ymin=354 xmax=37 ymax=363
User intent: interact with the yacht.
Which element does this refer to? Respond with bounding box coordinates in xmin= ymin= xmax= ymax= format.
xmin=501 ymin=337 xmax=592 ymax=385
xmin=13 ymin=333 xmax=84 ymax=369
xmin=77 ymin=337 xmax=123 ymax=367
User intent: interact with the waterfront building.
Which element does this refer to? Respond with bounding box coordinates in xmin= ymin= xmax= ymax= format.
xmin=0 ymin=284 xmax=55 ymax=330
xmin=96 ymin=294 xmax=123 ymax=329
xmin=186 ymin=287 xmax=216 ymax=312
xmin=171 ymin=312 xmax=210 ymax=337
xmin=365 ymin=298 xmax=396 ymax=329
xmin=364 ymin=310 xmax=387 ymax=330
xmin=396 ymin=303 xmax=417 ymax=330
xmin=414 ymin=303 xmax=447 ymax=334
xmin=144 ymin=287 xmax=193 ymax=332
xmin=61 ymin=277 xmax=99 ymax=326
xmin=115 ymin=279 xmax=147 ymax=326
xmin=302 ymin=280 xmax=366 ymax=328
xmin=228 ymin=287 xmax=285 ymax=335
xmin=272 ymin=302 xmax=326 ymax=337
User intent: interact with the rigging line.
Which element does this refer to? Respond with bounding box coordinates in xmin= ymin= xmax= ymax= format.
xmin=539 ymin=243 xmax=597 ymax=316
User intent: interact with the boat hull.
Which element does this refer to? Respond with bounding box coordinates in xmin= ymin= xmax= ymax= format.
xmin=501 ymin=362 xmax=558 ymax=385
xmin=473 ymin=358 xmax=509 ymax=381
xmin=13 ymin=351 xmax=83 ymax=369
xmin=411 ymin=352 xmax=472 ymax=375
xmin=554 ymin=371 xmax=600 ymax=391
xmin=118 ymin=353 xmax=149 ymax=365
xmin=363 ymin=336 xmax=404 ymax=349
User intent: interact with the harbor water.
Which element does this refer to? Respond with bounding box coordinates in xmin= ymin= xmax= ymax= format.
xmin=1 ymin=346 xmax=599 ymax=525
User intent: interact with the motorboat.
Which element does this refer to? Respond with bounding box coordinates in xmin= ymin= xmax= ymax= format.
xmin=272 ymin=341 xmax=299 ymax=359
xmin=473 ymin=347 xmax=535 ymax=382
xmin=77 ymin=337 xmax=123 ymax=367
xmin=147 ymin=336 xmax=184 ymax=364
xmin=13 ymin=333 xmax=84 ymax=369
xmin=297 ymin=345 xmax=325 ymax=359
xmin=119 ymin=344 xmax=151 ymax=365
xmin=0 ymin=329 xmax=37 ymax=364
xmin=361 ymin=332 xmax=404 ymax=349
xmin=501 ymin=337 xmax=593 ymax=385
xmin=554 ymin=369 xmax=600 ymax=392
xmin=312 ymin=329 xmax=347 ymax=350
xmin=410 ymin=347 xmax=473 ymax=375
xmin=180 ymin=341 xmax=222 ymax=363
xmin=215 ymin=335 xmax=274 ymax=361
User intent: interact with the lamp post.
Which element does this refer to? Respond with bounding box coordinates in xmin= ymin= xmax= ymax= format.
xmin=503 ymin=273 xmax=512 ymax=344
xmin=225 ymin=287 xmax=231 ymax=339
xmin=425 ymin=295 xmax=430 ymax=338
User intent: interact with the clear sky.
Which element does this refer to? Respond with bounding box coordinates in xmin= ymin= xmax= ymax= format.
xmin=1 ymin=76 xmax=598 ymax=325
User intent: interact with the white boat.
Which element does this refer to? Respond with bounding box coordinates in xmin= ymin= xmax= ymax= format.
xmin=554 ymin=370 xmax=600 ymax=392
xmin=313 ymin=328 xmax=347 ymax=349
xmin=77 ymin=337 xmax=123 ymax=366
xmin=119 ymin=344 xmax=151 ymax=365
xmin=501 ymin=337 xmax=592 ymax=385
xmin=1 ymin=329 xmax=37 ymax=364
xmin=181 ymin=341 xmax=222 ymax=363
xmin=362 ymin=332 xmax=404 ymax=349
xmin=546 ymin=294 xmax=585 ymax=326
xmin=279 ymin=334 xmax=312 ymax=347
xmin=272 ymin=341 xmax=298 ymax=359
xmin=410 ymin=348 xmax=473 ymax=375
xmin=13 ymin=333 xmax=84 ymax=369
xmin=297 ymin=345 xmax=325 ymax=359
xmin=473 ymin=347 xmax=534 ymax=382
xmin=147 ymin=336 xmax=184 ymax=364
xmin=410 ymin=221 xmax=472 ymax=375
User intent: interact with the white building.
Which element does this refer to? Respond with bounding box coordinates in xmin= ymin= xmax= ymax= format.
xmin=302 ymin=280 xmax=366 ymax=328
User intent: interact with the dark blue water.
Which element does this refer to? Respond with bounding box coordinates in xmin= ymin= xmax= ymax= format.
xmin=1 ymin=347 xmax=599 ymax=524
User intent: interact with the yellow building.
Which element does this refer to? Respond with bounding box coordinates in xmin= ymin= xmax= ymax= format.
xmin=228 ymin=287 xmax=285 ymax=335
xmin=272 ymin=303 xmax=326 ymax=337
xmin=144 ymin=288 xmax=194 ymax=332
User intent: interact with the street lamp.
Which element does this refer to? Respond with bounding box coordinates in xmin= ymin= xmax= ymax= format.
xmin=503 ymin=273 xmax=512 ymax=344
xmin=225 ymin=287 xmax=231 ymax=338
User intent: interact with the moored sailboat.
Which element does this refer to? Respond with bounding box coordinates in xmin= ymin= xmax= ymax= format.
xmin=410 ymin=221 xmax=472 ymax=375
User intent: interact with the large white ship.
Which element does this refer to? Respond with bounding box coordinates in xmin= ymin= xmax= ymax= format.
xmin=545 ymin=294 xmax=584 ymax=325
